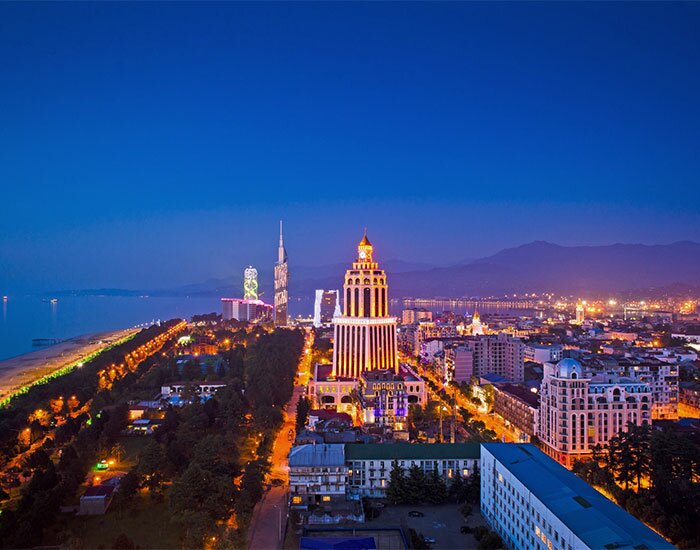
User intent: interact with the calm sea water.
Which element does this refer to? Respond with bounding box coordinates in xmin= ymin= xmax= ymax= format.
xmin=0 ymin=295 xmax=223 ymax=361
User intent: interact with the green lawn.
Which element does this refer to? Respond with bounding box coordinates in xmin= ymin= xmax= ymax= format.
xmin=60 ymin=491 xmax=183 ymax=549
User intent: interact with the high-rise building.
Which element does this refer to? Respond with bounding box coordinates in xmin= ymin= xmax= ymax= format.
xmin=331 ymin=232 xmax=398 ymax=378
xmin=221 ymin=298 xmax=273 ymax=322
xmin=537 ymin=358 xmax=651 ymax=467
xmin=274 ymin=220 xmax=289 ymax=326
xmin=243 ymin=267 xmax=258 ymax=300
xmin=575 ymin=301 xmax=585 ymax=324
xmin=313 ymin=289 xmax=341 ymax=327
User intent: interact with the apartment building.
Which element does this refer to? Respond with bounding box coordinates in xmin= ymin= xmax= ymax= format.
xmin=481 ymin=443 xmax=674 ymax=550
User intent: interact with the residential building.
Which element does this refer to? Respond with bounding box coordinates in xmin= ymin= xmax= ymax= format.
xmin=346 ymin=443 xmax=480 ymax=498
xmin=492 ymin=384 xmax=539 ymax=442
xmin=289 ymin=444 xmax=348 ymax=509
xmin=221 ymin=297 xmax=273 ymax=322
xmin=537 ymin=358 xmax=651 ymax=467
xmin=525 ymin=343 xmax=563 ymax=364
xmin=468 ymin=333 xmax=525 ymax=382
xmin=451 ymin=343 xmax=475 ymax=383
xmin=480 ymin=443 xmax=674 ymax=550
xmin=314 ymin=289 xmax=341 ymax=327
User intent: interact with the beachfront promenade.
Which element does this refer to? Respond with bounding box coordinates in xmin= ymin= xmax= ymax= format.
xmin=0 ymin=328 xmax=139 ymax=404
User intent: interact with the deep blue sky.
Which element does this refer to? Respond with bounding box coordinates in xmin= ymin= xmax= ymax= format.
xmin=1 ymin=1 xmax=699 ymax=292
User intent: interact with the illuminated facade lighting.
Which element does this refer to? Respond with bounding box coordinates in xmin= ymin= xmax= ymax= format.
xmin=331 ymin=232 xmax=398 ymax=378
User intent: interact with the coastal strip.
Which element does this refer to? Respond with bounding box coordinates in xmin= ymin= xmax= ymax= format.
xmin=0 ymin=328 xmax=139 ymax=408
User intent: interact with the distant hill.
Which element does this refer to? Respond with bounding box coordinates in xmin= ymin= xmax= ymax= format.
xmin=390 ymin=241 xmax=700 ymax=297
xmin=50 ymin=242 xmax=700 ymax=300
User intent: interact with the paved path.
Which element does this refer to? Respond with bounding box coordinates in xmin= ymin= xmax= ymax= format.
xmin=0 ymin=328 xmax=138 ymax=402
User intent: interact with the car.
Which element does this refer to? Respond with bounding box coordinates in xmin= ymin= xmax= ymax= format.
xmin=408 ymin=510 xmax=424 ymax=517
xmin=423 ymin=536 xmax=436 ymax=544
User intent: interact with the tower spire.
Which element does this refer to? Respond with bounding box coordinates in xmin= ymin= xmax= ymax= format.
xmin=278 ymin=220 xmax=287 ymax=263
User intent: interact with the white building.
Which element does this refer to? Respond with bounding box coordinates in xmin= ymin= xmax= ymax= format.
xmin=537 ymin=359 xmax=651 ymax=467
xmin=525 ymin=343 xmax=563 ymax=364
xmin=313 ymin=289 xmax=341 ymax=327
xmin=289 ymin=444 xmax=348 ymax=509
xmin=346 ymin=443 xmax=480 ymax=498
xmin=480 ymin=443 xmax=674 ymax=550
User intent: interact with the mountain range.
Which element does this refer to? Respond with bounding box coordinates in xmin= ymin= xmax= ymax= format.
xmin=54 ymin=241 xmax=700 ymax=300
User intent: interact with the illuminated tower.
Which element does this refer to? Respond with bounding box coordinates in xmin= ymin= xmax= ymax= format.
xmin=575 ymin=301 xmax=585 ymax=324
xmin=243 ymin=267 xmax=258 ymax=300
xmin=332 ymin=232 xmax=398 ymax=378
xmin=274 ymin=220 xmax=289 ymax=326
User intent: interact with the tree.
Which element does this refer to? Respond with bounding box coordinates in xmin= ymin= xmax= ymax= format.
xmin=406 ymin=465 xmax=426 ymax=503
xmin=137 ymin=440 xmax=165 ymax=492
xmin=386 ymin=461 xmax=407 ymax=504
xmin=295 ymin=396 xmax=311 ymax=434
xmin=111 ymin=442 xmax=126 ymax=464
xmin=426 ymin=469 xmax=447 ymax=504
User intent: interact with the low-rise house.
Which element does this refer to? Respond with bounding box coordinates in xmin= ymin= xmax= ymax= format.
xmin=289 ymin=444 xmax=348 ymax=509
xmin=79 ymin=485 xmax=116 ymax=515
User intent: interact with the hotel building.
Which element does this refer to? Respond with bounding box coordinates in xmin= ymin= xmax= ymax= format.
xmin=537 ymin=358 xmax=651 ymax=467
xmin=481 ymin=443 xmax=674 ymax=550
xmin=331 ymin=233 xmax=398 ymax=378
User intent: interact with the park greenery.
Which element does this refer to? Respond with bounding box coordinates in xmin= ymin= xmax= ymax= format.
xmin=572 ymin=422 xmax=700 ymax=549
xmin=0 ymin=321 xmax=304 ymax=549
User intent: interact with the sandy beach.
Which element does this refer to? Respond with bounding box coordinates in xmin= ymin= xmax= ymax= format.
xmin=0 ymin=328 xmax=139 ymax=402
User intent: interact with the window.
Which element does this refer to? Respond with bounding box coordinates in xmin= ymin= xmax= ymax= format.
xmin=322 ymin=496 xmax=331 ymax=502
xmin=292 ymin=496 xmax=302 ymax=504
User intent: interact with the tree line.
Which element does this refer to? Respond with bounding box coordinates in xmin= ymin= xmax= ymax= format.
xmin=573 ymin=422 xmax=700 ymax=548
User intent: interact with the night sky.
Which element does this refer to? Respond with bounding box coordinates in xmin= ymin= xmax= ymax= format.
xmin=1 ymin=2 xmax=699 ymax=292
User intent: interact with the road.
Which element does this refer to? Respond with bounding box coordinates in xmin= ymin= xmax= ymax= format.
xmin=247 ymin=331 xmax=312 ymax=550
xmin=0 ymin=328 xmax=139 ymax=404
xmin=414 ymin=359 xmax=514 ymax=443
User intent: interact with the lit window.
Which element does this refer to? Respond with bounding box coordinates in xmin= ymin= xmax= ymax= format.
xmin=322 ymin=495 xmax=331 ymax=502
xmin=292 ymin=496 xmax=302 ymax=504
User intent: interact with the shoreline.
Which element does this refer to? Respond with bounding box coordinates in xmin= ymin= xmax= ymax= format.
xmin=0 ymin=328 xmax=139 ymax=404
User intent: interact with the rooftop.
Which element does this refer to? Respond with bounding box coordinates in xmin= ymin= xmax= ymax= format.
xmin=344 ymin=443 xmax=480 ymax=461
xmin=496 ymin=384 xmax=540 ymax=408
xmin=289 ymin=444 xmax=345 ymax=467
xmin=482 ymin=443 xmax=675 ymax=550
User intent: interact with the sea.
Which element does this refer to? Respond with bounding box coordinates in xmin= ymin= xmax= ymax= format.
xmin=0 ymin=295 xmax=223 ymax=362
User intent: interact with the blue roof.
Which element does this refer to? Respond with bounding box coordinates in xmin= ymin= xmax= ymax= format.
xmin=482 ymin=443 xmax=675 ymax=550
xmin=300 ymin=537 xmax=376 ymax=550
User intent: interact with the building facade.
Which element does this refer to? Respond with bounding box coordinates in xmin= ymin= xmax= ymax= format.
xmin=525 ymin=343 xmax=564 ymax=364
xmin=331 ymin=233 xmax=398 ymax=378
xmin=289 ymin=444 xmax=348 ymax=509
xmin=274 ymin=220 xmax=289 ymax=326
xmin=359 ymin=365 xmax=427 ymax=428
xmin=537 ymin=358 xmax=651 ymax=467
xmin=314 ymin=289 xmax=341 ymax=327
xmin=492 ymin=384 xmax=539 ymax=442
xmin=480 ymin=443 xmax=674 ymax=550
xmin=221 ymin=297 xmax=273 ymax=322
xmin=345 ymin=443 xmax=480 ymax=498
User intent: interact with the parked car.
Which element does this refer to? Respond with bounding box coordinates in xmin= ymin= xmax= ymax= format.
xmin=408 ymin=510 xmax=424 ymax=517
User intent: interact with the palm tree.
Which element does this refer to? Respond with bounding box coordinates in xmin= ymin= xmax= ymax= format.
xmin=111 ymin=442 xmax=126 ymax=464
